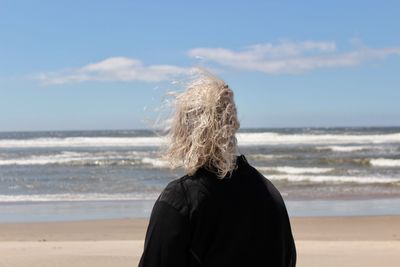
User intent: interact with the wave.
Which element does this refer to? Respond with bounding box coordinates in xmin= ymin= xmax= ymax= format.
xmin=370 ymin=158 xmax=400 ymax=167
xmin=0 ymin=151 xmax=94 ymax=166
xmin=317 ymin=158 xmax=372 ymax=166
xmin=247 ymin=154 xmax=293 ymax=160
xmin=257 ymin=166 xmax=334 ymax=174
xmin=261 ymin=173 xmax=400 ymax=184
xmin=0 ymin=151 xmax=169 ymax=168
xmin=317 ymin=157 xmax=400 ymax=167
xmin=315 ymin=145 xmax=377 ymax=152
xmin=0 ymin=193 xmax=159 ymax=202
xmin=1 ymin=132 xmax=400 ymax=148
xmin=0 ymin=136 xmax=165 ymax=148
xmin=141 ymin=157 xmax=169 ymax=167
xmin=236 ymin=132 xmax=400 ymax=146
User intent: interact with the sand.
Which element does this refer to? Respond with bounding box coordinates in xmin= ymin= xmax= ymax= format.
xmin=0 ymin=216 xmax=399 ymax=267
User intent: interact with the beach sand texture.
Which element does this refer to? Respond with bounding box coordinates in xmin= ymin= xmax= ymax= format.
xmin=0 ymin=216 xmax=399 ymax=267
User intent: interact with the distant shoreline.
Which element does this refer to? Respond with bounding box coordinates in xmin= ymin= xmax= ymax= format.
xmin=1 ymin=198 xmax=400 ymax=223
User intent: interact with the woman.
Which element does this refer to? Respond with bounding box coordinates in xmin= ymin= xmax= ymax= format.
xmin=138 ymin=70 xmax=296 ymax=267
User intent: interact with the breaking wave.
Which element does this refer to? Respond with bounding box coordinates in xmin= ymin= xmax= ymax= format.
xmin=0 ymin=151 xmax=169 ymax=168
xmin=262 ymin=173 xmax=400 ymax=184
xmin=0 ymin=193 xmax=159 ymax=202
xmin=236 ymin=132 xmax=400 ymax=146
xmin=1 ymin=131 xmax=400 ymax=148
xmin=370 ymin=158 xmax=400 ymax=167
xmin=257 ymin=166 xmax=334 ymax=174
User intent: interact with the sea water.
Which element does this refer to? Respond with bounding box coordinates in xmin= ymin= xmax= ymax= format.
xmin=0 ymin=127 xmax=399 ymax=222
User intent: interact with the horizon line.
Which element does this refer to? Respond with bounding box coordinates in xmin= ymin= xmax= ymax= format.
xmin=1 ymin=125 xmax=400 ymax=134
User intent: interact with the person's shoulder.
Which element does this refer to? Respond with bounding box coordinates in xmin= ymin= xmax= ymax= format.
xmin=158 ymin=173 xmax=210 ymax=217
xmin=157 ymin=175 xmax=193 ymax=216
xmin=246 ymin=162 xmax=287 ymax=210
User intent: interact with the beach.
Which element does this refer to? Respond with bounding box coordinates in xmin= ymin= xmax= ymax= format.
xmin=0 ymin=216 xmax=399 ymax=267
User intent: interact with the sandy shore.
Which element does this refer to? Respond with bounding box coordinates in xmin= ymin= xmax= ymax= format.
xmin=0 ymin=216 xmax=399 ymax=267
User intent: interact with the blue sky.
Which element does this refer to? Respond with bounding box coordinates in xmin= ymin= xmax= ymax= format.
xmin=1 ymin=1 xmax=399 ymax=131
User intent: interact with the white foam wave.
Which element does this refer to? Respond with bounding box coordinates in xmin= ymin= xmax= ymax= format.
xmin=0 ymin=151 xmax=167 ymax=168
xmin=236 ymin=132 xmax=400 ymax=146
xmin=247 ymin=154 xmax=291 ymax=160
xmin=316 ymin=145 xmax=374 ymax=152
xmin=141 ymin=157 xmax=169 ymax=168
xmin=370 ymin=158 xmax=400 ymax=167
xmin=0 ymin=136 xmax=166 ymax=148
xmin=262 ymin=173 xmax=400 ymax=184
xmin=0 ymin=193 xmax=159 ymax=202
xmin=1 ymin=151 xmax=119 ymax=166
xmin=257 ymin=166 xmax=334 ymax=174
xmin=1 ymin=132 xmax=400 ymax=148
xmin=0 ymin=151 xmax=92 ymax=165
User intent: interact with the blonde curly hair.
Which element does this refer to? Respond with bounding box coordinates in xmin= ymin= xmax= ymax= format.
xmin=159 ymin=69 xmax=241 ymax=179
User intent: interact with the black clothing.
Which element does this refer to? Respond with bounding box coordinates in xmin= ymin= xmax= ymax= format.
xmin=138 ymin=154 xmax=296 ymax=267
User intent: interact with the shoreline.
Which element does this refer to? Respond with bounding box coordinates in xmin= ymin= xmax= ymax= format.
xmin=1 ymin=215 xmax=399 ymax=241
xmin=2 ymin=197 xmax=400 ymax=223
xmin=0 ymin=216 xmax=399 ymax=266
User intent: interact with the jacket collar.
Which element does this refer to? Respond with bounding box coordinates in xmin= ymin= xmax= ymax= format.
xmin=196 ymin=154 xmax=248 ymax=179
xmin=237 ymin=154 xmax=248 ymax=167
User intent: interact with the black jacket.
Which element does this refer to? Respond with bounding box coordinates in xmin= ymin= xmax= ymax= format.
xmin=138 ymin=154 xmax=296 ymax=267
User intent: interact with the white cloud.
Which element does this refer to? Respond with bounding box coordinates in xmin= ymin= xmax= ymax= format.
xmin=33 ymin=40 xmax=400 ymax=85
xmin=187 ymin=40 xmax=400 ymax=74
xmin=35 ymin=57 xmax=191 ymax=85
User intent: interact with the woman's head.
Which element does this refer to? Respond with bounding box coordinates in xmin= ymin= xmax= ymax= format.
xmin=161 ymin=69 xmax=240 ymax=179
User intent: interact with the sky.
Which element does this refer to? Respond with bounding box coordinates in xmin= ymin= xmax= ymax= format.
xmin=1 ymin=1 xmax=400 ymax=131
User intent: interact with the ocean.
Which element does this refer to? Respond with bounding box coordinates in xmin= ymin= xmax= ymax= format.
xmin=1 ymin=127 xmax=399 ymax=222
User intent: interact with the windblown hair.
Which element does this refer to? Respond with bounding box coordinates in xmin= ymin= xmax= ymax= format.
xmin=160 ymin=69 xmax=241 ymax=179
